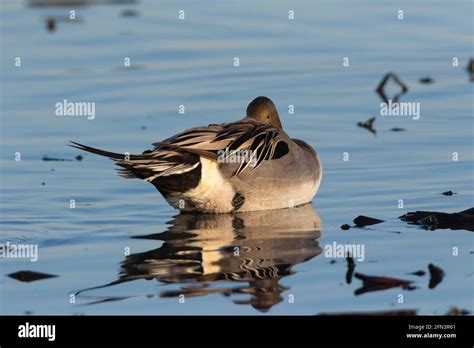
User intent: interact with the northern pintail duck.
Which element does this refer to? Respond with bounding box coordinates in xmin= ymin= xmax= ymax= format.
xmin=71 ymin=96 xmax=322 ymax=213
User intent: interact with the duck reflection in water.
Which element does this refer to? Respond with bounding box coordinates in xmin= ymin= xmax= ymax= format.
xmin=76 ymin=204 xmax=322 ymax=312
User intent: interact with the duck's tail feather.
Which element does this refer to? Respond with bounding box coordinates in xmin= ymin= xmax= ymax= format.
xmin=69 ymin=141 xmax=144 ymax=160
xmin=69 ymin=141 xmax=200 ymax=181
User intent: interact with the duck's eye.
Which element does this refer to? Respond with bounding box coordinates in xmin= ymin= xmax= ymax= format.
xmin=266 ymin=115 xmax=270 ymax=119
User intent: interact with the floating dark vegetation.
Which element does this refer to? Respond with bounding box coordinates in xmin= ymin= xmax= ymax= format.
xmin=353 ymin=273 xmax=414 ymax=296
xmin=428 ymin=263 xmax=444 ymax=289
xmin=319 ymin=309 xmax=417 ymax=316
xmin=408 ymin=270 xmax=426 ymax=277
xmin=46 ymin=17 xmax=56 ymax=32
xmin=442 ymin=190 xmax=456 ymax=196
xmin=399 ymin=208 xmax=474 ymax=231
xmin=43 ymin=155 xmax=72 ymax=161
xmin=468 ymin=58 xmax=474 ymax=73
xmin=340 ymin=215 xmax=386 ymax=231
xmin=346 ymin=253 xmax=355 ymax=284
xmin=419 ymin=77 xmax=434 ymax=84
xmin=376 ymin=72 xmax=408 ymax=104
xmin=357 ymin=116 xmax=376 ymax=135
xmin=43 ymin=155 xmax=82 ymax=162
xmin=467 ymin=58 xmax=474 ymax=81
xmin=466 ymin=58 xmax=474 ymax=82
xmin=366 ymin=72 xmax=414 ymax=134
xmin=8 ymin=270 xmax=58 ymax=283
xmin=320 ymin=306 xmax=469 ymax=316
xmin=43 ymin=15 xmax=83 ymax=33
xmin=390 ymin=127 xmax=405 ymax=132
xmin=348 ymin=208 xmax=473 ymax=232
xmin=353 ymin=215 xmax=385 ymax=227
xmin=349 ymin=263 xmax=445 ymax=295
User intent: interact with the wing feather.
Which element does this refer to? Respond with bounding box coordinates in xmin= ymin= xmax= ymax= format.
xmin=151 ymin=119 xmax=288 ymax=176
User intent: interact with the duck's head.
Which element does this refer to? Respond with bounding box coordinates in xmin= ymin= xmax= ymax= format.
xmin=246 ymin=96 xmax=283 ymax=129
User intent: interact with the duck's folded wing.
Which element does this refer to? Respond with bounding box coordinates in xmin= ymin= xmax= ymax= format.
xmin=154 ymin=120 xmax=289 ymax=176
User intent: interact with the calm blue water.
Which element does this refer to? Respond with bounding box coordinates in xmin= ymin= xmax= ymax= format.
xmin=0 ymin=0 xmax=473 ymax=315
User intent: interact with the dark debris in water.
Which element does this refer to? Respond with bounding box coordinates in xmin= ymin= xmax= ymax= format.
xmin=353 ymin=215 xmax=385 ymax=227
xmin=376 ymin=72 xmax=408 ymax=104
xmin=442 ymin=190 xmax=456 ymax=196
xmin=350 ymin=208 xmax=473 ymax=232
xmin=417 ymin=215 xmax=439 ymax=231
xmin=319 ymin=309 xmax=417 ymax=316
xmin=467 ymin=58 xmax=474 ymax=73
xmin=43 ymin=155 xmax=83 ymax=162
xmin=354 ymin=272 xmax=413 ymax=296
xmin=353 ymin=274 xmax=410 ymax=295
xmin=428 ymin=263 xmax=444 ymax=289
xmin=408 ymin=270 xmax=426 ymax=277
xmin=419 ymin=77 xmax=434 ymax=84
xmin=357 ymin=116 xmax=376 ymax=135
xmin=43 ymin=155 xmax=72 ymax=161
xmin=346 ymin=254 xmax=355 ymax=284
xmin=46 ymin=17 xmax=56 ymax=31
xmin=390 ymin=127 xmax=405 ymax=132
xmin=399 ymin=208 xmax=474 ymax=231
xmin=8 ymin=270 xmax=58 ymax=282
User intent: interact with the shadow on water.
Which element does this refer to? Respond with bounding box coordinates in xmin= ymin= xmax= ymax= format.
xmin=75 ymin=204 xmax=323 ymax=312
